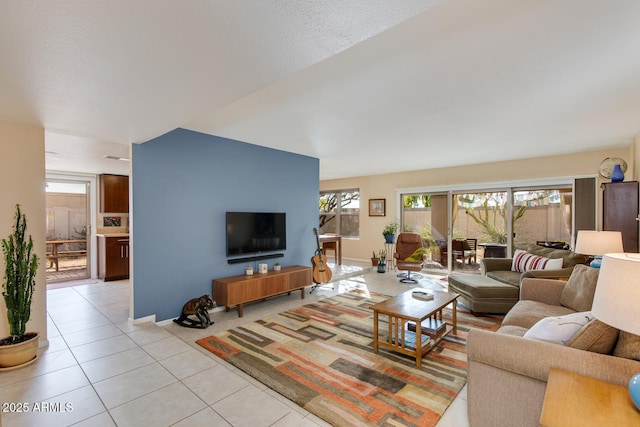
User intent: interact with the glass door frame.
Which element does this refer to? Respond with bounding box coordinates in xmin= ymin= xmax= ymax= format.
xmin=46 ymin=172 xmax=98 ymax=280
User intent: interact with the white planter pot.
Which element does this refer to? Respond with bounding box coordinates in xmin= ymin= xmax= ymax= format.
xmin=0 ymin=332 xmax=39 ymax=370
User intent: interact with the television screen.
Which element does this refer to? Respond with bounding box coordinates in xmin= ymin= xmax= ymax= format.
xmin=226 ymin=212 xmax=286 ymax=256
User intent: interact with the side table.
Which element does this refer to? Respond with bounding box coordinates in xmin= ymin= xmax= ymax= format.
xmin=539 ymin=368 xmax=640 ymax=427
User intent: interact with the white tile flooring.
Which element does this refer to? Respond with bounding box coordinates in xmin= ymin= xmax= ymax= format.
xmin=0 ymin=265 xmax=471 ymax=427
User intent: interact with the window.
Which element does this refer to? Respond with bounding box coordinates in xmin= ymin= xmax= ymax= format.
xmin=319 ymin=190 xmax=360 ymax=237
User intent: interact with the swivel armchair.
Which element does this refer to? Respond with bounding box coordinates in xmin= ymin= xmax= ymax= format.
xmin=394 ymin=232 xmax=426 ymax=284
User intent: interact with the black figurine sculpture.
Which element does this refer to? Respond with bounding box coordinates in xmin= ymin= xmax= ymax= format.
xmin=173 ymin=295 xmax=215 ymax=328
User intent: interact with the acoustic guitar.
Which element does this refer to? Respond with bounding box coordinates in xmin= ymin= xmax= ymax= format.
xmin=311 ymin=228 xmax=332 ymax=284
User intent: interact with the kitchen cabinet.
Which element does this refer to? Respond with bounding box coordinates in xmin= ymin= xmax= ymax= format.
xmin=602 ymin=181 xmax=639 ymax=252
xmin=100 ymin=174 xmax=129 ymax=213
xmin=98 ymin=235 xmax=130 ymax=281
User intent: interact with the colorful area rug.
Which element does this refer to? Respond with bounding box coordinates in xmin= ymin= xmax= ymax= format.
xmin=197 ymin=291 xmax=502 ymax=427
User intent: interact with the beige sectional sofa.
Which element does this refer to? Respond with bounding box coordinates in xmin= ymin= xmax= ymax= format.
xmin=481 ymin=243 xmax=589 ymax=286
xmin=466 ymin=265 xmax=640 ymax=427
xmin=448 ymin=243 xmax=589 ymax=314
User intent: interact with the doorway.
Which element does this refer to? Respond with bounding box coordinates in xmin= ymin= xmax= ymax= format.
xmin=45 ymin=180 xmax=91 ymax=283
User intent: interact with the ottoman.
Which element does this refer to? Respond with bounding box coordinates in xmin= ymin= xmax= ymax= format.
xmin=447 ymin=273 xmax=519 ymax=314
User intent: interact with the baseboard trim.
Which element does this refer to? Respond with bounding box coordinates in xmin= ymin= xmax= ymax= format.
xmin=129 ymin=314 xmax=156 ymax=325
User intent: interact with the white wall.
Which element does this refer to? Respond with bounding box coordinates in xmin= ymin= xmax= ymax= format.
xmin=0 ymin=122 xmax=47 ymax=342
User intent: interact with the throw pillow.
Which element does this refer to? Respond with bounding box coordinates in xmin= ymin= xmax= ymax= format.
xmin=566 ymin=319 xmax=619 ymax=354
xmin=405 ymin=247 xmax=429 ymax=262
xmin=559 ymin=264 xmax=599 ymax=312
xmin=613 ymin=331 xmax=640 ymax=361
xmin=523 ymin=311 xmax=594 ymax=345
xmin=511 ymin=249 xmax=564 ymax=272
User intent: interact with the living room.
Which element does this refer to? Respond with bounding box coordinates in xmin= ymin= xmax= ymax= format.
xmin=2 ymin=1 xmax=640 ymax=426
xmin=3 ymin=123 xmax=639 ymax=425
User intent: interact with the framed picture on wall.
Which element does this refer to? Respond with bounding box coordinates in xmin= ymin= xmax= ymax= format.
xmin=369 ymin=199 xmax=386 ymax=216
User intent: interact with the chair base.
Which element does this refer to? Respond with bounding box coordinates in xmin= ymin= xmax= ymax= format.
xmin=397 ymin=271 xmax=422 ymax=284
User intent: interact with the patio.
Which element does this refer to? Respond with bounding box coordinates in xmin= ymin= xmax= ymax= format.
xmin=46 ymin=255 xmax=88 ymax=284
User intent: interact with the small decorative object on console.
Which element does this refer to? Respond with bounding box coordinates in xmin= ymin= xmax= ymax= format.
xmin=258 ymin=263 xmax=268 ymax=274
xmin=274 ymin=262 xmax=281 ymax=271
xmin=245 ymin=265 xmax=253 ymax=275
xmin=173 ymin=295 xmax=215 ymax=329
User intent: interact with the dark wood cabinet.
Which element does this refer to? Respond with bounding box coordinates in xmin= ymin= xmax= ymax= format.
xmin=602 ymin=181 xmax=639 ymax=253
xmin=100 ymin=174 xmax=129 ymax=213
xmin=98 ymin=235 xmax=130 ymax=281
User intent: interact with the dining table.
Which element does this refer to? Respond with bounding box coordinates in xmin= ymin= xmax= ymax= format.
xmin=318 ymin=234 xmax=342 ymax=265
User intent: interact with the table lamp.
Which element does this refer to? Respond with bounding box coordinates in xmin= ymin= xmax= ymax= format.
xmin=591 ymin=253 xmax=640 ymax=409
xmin=574 ymin=230 xmax=623 ymax=268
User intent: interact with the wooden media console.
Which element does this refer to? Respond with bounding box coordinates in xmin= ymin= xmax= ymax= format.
xmin=212 ymin=265 xmax=312 ymax=317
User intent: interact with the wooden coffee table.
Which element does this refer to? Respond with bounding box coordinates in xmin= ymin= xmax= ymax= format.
xmin=371 ymin=289 xmax=459 ymax=367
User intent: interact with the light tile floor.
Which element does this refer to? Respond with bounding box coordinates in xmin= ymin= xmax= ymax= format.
xmin=0 ymin=264 xmax=470 ymax=427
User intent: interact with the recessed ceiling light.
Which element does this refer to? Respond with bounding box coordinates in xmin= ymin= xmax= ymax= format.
xmin=104 ymin=155 xmax=129 ymax=161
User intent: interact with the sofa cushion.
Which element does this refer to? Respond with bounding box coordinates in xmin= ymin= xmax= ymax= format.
xmin=486 ymin=270 xmax=521 ymax=287
xmin=523 ymin=311 xmax=594 ymax=345
xmin=448 ymin=273 xmax=520 ymax=299
xmin=559 ymin=264 xmax=599 ymax=312
xmin=502 ymin=300 xmax=575 ymax=329
xmin=567 ymin=319 xmax=619 ymax=354
xmin=511 ymin=249 xmax=563 ymax=272
xmin=613 ymin=331 xmax=640 ymax=361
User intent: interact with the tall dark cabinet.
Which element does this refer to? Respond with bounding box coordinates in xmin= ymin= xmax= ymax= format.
xmin=602 ymin=181 xmax=639 ymax=253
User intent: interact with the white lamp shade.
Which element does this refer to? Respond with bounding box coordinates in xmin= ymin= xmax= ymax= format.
xmin=574 ymin=230 xmax=624 ymax=256
xmin=591 ymin=253 xmax=640 ymax=335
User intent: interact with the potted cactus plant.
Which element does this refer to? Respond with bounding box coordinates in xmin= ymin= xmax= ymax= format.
xmin=371 ymin=251 xmax=380 ymax=266
xmin=377 ymin=250 xmax=387 ymax=273
xmin=0 ymin=204 xmax=40 ymax=369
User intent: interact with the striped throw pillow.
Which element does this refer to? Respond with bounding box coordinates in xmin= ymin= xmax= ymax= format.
xmin=511 ymin=249 xmax=563 ymax=272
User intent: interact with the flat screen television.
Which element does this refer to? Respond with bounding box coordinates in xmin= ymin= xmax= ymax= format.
xmin=226 ymin=212 xmax=286 ymax=256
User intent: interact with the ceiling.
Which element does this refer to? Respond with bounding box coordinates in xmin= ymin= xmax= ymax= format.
xmin=2 ymin=1 xmax=640 ymax=180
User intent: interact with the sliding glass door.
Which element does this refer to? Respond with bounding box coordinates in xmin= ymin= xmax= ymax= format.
xmin=401 ymin=193 xmax=448 ymax=273
xmin=452 ymin=191 xmax=509 ymax=272
xmin=400 ymin=181 xmax=576 ymax=274
xmin=512 ymin=187 xmax=573 ymax=249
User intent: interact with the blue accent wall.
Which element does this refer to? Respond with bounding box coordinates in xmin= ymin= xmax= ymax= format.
xmin=131 ymin=128 xmax=319 ymax=321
